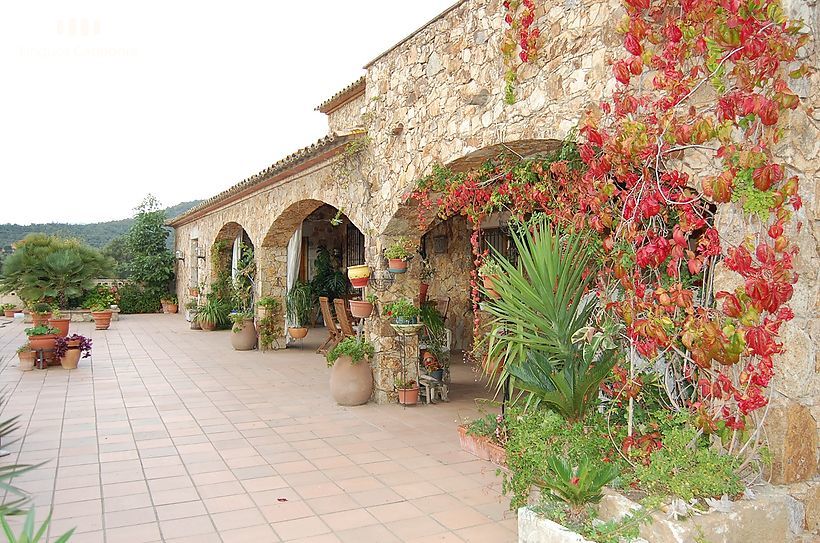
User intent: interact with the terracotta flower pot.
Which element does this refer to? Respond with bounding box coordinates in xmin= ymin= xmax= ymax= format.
xmin=419 ymin=282 xmax=429 ymax=303
xmin=482 ymin=275 xmax=501 ymax=299
xmin=32 ymin=312 xmax=52 ymax=327
xmin=349 ymin=301 xmax=374 ymax=319
xmin=91 ymin=311 xmax=112 ymax=330
xmin=60 ymin=348 xmax=81 ymax=369
xmin=231 ymin=319 xmax=257 ymax=350
xmin=4 ymin=309 xmax=18 ymax=318
xmin=28 ymin=334 xmax=57 ymax=352
xmin=347 ymin=265 xmax=371 ymax=288
xmin=200 ymin=321 xmax=217 ymax=331
xmin=397 ymin=386 xmax=420 ymax=405
xmin=18 ymin=350 xmax=35 ymax=371
xmin=166 ymin=304 xmax=178 ymax=314
xmin=48 ymin=318 xmax=71 ymax=337
xmin=329 ymin=355 xmax=373 ymax=406
xmin=388 ymin=259 xmax=408 ymax=273
xmin=288 ymin=327 xmax=308 ymax=339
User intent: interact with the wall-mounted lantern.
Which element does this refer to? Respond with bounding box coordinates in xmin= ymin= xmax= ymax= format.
xmin=175 ymin=250 xmax=185 ymax=262
xmin=195 ymin=246 xmax=206 ymax=260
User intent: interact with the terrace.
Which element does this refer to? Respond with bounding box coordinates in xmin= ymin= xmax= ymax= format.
xmin=0 ymin=314 xmax=515 ymax=543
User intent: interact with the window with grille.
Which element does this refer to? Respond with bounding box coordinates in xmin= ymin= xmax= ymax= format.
xmin=481 ymin=228 xmax=518 ymax=265
xmin=346 ymin=224 xmax=365 ymax=267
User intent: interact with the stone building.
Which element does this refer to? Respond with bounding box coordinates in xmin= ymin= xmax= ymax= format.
xmin=169 ymin=0 xmax=818 ymax=518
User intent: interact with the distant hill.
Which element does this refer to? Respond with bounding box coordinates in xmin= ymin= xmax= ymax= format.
xmin=0 ymin=200 xmax=201 ymax=252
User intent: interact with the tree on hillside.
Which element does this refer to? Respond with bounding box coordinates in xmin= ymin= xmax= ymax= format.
xmin=102 ymin=235 xmax=131 ymax=278
xmin=124 ymin=195 xmax=175 ymax=306
xmin=0 ymin=233 xmax=114 ymax=308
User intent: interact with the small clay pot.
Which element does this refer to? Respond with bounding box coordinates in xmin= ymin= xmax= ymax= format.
xmin=91 ymin=311 xmax=112 ymax=330
xmin=48 ymin=318 xmax=71 ymax=337
xmin=397 ymin=386 xmax=420 ymax=405
xmin=288 ymin=327 xmax=308 ymax=339
xmin=388 ymin=259 xmax=408 ymax=273
xmin=349 ymin=301 xmax=374 ymax=319
xmin=482 ymin=275 xmax=500 ymax=299
xmin=60 ymin=349 xmax=81 ymax=370
xmin=32 ymin=312 xmax=52 ymax=327
xmin=18 ymin=351 xmax=35 ymax=371
xmin=165 ymin=304 xmax=178 ymax=314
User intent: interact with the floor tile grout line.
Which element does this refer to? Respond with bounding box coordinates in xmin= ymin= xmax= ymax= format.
xmin=124 ymin=320 xmax=225 ymax=542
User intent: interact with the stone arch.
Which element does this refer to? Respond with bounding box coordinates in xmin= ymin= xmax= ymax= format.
xmin=256 ymin=198 xmax=366 ymax=349
xmin=210 ymin=221 xmax=255 ymax=283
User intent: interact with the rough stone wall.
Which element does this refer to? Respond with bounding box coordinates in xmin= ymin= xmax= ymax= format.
xmin=327 ymin=94 xmax=367 ymax=135
xmin=175 ymin=0 xmax=818 ymax=500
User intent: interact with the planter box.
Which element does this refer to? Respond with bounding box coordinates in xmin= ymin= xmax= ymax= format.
xmin=519 ymin=485 xmax=804 ymax=543
xmin=24 ymin=309 xmax=120 ymax=323
xmin=457 ymin=425 xmax=507 ymax=467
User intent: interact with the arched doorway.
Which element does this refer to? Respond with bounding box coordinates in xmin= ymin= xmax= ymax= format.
xmin=258 ymin=200 xmax=365 ymax=350
xmin=209 ymin=222 xmax=256 ymax=314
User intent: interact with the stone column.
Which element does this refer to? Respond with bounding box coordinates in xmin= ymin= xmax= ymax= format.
xmin=256 ymin=245 xmax=287 ymax=350
xmin=365 ymin=233 xmax=424 ymax=403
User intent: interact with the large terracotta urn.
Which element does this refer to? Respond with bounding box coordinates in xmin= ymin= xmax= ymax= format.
xmin=329 ymin=355 xmax=373 ymax=406
xmin=231 ymin=319 xmax=257 ymax=350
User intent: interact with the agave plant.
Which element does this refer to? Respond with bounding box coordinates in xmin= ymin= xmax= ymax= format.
xmin=0 ymin=385 xmax=39 ymax=516
xmin=537 ymin=455 xmax=619 ymax=519
xmin=0 ymin=508 xmax=74 ymax=542
xmin=482 ymin=218 xmax=617 ymax=422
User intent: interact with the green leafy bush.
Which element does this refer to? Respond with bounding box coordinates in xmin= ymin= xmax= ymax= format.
xmin=503 ymin=407 xmax=623 ymax=509
xmin=123 ymin=196 xmax=175 ymax=301
xmin=286 ymin=281 xmax=314 ymax=327
xmin=634 ymin=425 xmax=743 ymax=501
xmin=326 ymin=337 xmax=373 ymax=366
xmin=117 ymin=284 xmax=161 ymax=314
xmin=0 ymin=234 xmax=113 ymax=308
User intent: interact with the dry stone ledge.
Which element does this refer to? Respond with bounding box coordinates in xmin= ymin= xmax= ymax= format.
xmin=521 ymin=485 xmax=806 ymax=543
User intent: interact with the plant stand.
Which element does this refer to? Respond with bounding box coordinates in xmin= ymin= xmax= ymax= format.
xmin=33 ymin=348 xmax=56 ymax=369
xmin=390 ymin=323 xmax=424 ymax=406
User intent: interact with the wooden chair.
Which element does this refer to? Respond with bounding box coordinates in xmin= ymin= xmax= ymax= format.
xmin=333 ymin=299 xmax=357 ymax=338
xmin=433 ymin=297 xmax=450 ymax=322
xmin=317 ymin=297 xmax=341 ymax=354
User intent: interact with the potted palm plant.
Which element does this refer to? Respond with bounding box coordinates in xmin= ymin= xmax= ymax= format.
xmin=327 ymin=337 xmax=374 ymax=406
xmin=384 ymin=236 xmax=415 ymax=273
xmin=286 ymin=281 xmax=313 ymax=339
xmin=90 ymin=303 xmax=113 ymax=330
xmin=197 ymin=298 xmax=229 ymax=331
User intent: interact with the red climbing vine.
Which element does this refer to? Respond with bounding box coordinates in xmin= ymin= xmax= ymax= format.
xmin=410 ymin=0 xmax=810 ymax=454
xmin=501 ymin=0 xmax=541 ymax=103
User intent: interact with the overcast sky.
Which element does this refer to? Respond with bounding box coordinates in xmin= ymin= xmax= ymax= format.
xmin=0 ymin=1 xmax=454 ymax=225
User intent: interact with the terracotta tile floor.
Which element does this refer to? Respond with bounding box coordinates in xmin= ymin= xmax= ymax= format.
xmin=0 ymin=315 xmax=515 ymax=542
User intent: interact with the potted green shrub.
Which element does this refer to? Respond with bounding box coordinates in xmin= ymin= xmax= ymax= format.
xmin=395 ymin=378 xmax=419 ymax=405
xmin=229 ymin=311 xmax=257 ymax=350
xmin=383 ymin=298 xmax=420 ymax=325
xmin=47 ymin=307 xmax=70 ymax=337
xmin=54 ymin=334 xmax=92 ymax=370
xmin=479 ymin=258 xmax=502 ymax=299
xmin=161 ymin=294 xmax=178 ymax=314
xmin=2 ymin=303 xmax=18 ymax=318
xmin=327 ymin=337 xmax=374 ymax=406
xmin=384 ymin=236 xmax=416 ymax=273
xmin=196 ymin=297 xmax=229 ymax=331
xmin=30 ymin=302 xmax=52 ymax=327
xmin=257 ymin=296 xmax=280 ymax=320
xmin=25 ymin=324 xmax=60 ymax=354
xmin=16 ymin=343 xmax=35 ymax=372
xmin=350 ymin=293 xmax=377 ymax=319
xmin=286 ymin=281 xmax=313 ymax=339
xmin=89 ymin=303 xmax=113 ymax=330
